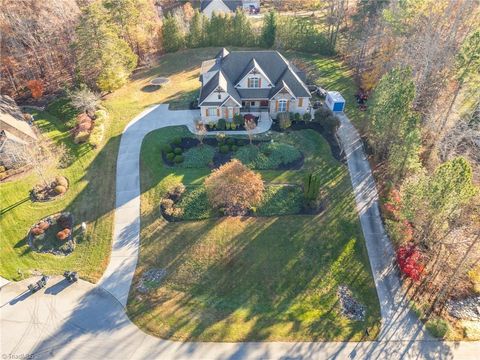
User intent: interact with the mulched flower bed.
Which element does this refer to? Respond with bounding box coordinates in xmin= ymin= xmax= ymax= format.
xmin=31 ymin=176 xmax=69 ymax=202
xmin=271 ymin=120 xmax=345 ymax=163
xmin=28 ymin=212 xmax=75 ymax=256
xmin=161 ymin=136 xmax=303 ymax=170
xmin=205 ymin=116 xmax=259 ymax=132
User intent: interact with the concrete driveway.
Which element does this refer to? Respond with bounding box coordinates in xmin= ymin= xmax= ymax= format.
xmin=1 ymin=106 xmax=478 ymax=359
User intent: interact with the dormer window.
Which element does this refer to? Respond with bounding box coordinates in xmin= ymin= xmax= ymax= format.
xmin=248 ymin=77 xmax=260 ymax=88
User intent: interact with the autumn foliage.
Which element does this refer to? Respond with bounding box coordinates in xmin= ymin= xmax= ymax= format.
xmin=396 ymin=244 xmax=424 ymax=281
xmin=56 ymin=228 xmax=71 ymax=241
xmin=27 ymin=79 xmax=44 ymax=99
xmin=205 ymin=159 xmax=264 ymax=216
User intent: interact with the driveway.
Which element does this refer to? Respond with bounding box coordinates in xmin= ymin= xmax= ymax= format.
xmin=1 ymin=106 xmax=478 ymax=359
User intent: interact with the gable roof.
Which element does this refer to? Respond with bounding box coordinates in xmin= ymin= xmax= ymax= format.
xmin=0 ymin=95 xmax=37 ymax=142
xmin=199 ymin=50 xmax=310 ymax=103
xmin=198 ymin=70 xmax=241 ymax=105
xmin=200 ymin=0 xmax=242 ymax=12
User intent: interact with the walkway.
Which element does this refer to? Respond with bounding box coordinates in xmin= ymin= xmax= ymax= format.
xmin=1 ymin=106 xmax=477 ymax=359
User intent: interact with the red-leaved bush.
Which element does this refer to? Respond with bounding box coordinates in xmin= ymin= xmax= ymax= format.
xmin=27 ymin=79 xmax=44 ymax=99
xmin=401 ymin=220 xmax=414 ymax=242
xmin=396 ymin=244 xmax=424 ymax=281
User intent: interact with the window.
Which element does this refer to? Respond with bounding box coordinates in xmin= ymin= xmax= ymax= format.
xmin=218 ymin=94 xmax=221 ymax=100
xmin=251 ymin=101 xmax=256 ymax=107
xmin=248 ymin=77 xmax=260 ymax=88
xmin=207 ymin=107 xmax=217 ymax=116
xmin=278 ymin=99 xmax=287 ymax=112
xmin=298 ymin=98 xmax=303 ymax=107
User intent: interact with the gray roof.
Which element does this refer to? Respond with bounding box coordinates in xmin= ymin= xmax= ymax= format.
xmin=199 ymin=50 xmax=310 ymax=105
xmin=200 ymin=0 xmax=242 ymax=12
xmin=198 ymin=70 xmax=241 ymax=105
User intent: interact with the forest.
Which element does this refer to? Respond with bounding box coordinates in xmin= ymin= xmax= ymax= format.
xmin=1 ymin=0 xmax=479 ymax=338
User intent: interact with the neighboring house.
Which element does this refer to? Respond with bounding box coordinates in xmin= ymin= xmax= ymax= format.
xmin=0 ymin=95 xmax=37 ymax=168
xmin=199 ymin=48 xmax=311 ymax=122
xmin=200 ymin=0 xmax=259 ymax=18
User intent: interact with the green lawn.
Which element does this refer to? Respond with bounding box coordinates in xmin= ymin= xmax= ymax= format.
xmin=0 ymin=48 xmax=220 ymax=282
xmin=0 ymin=46 xmax=368 ymax=301
xmin=127 ymin=127 xmax=380 ymax=341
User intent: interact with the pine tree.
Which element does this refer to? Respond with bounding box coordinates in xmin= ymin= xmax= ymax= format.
xmin=74 ymin=2 xmax=137 ymax=92
xmin=162 ymin=14 xmax=184 ymax=53
xmin=261 ymin=11 xmax=277 ymax=48
xmin=231 ymin=9 xmax=255 ymax=46
xmin=186 ymin=10 xmax=206 ymax=48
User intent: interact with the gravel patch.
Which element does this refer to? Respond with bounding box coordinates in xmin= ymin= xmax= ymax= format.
xmin=136 ymin=268 xmax=167 ymax=294
xmin=338 ymin=285 xmax=366 ymax=321
xmin=447 ymin=296 xmax=480 ymax=321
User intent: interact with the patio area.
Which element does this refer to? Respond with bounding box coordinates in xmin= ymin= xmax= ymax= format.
xmin=188 ymin=111 xmax=272 ymax=135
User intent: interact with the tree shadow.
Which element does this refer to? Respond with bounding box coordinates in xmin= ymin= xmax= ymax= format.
xmin=141 ymin=85 xmax=160 ymax=93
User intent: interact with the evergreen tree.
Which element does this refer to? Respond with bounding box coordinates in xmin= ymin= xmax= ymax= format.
xmin=261 ymin=11 xmax=277 ymax=48
xmin=74 ymin=2 xmax=137 ymax=92
xmin=231 ymin=9 xmax=255 ymax=46
xmin=207 ymin=12 xmax=231 ymax=46
xmin=186 ymin=10 xmax=207 ymax=48
xmin=162 ymin=15 xmax=184 ymax=53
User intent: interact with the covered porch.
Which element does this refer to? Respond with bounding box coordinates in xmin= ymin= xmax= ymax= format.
xmin=240 ymin=99 xmax=270 ymax=113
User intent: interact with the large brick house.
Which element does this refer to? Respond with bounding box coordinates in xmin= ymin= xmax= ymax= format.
xmin=198 ymin=48 xmax=311 ymax=122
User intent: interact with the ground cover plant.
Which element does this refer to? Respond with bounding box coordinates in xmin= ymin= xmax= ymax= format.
xmin=127 ymin=125 xmax=381 ymax=341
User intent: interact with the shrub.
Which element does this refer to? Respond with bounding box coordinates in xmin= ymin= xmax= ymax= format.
xmin=230 ymin=122 xmax=237 ymax=130
xmin=38 ymin=221 xmax=50 ymax=230
xmin=160 ymin=198 xmax=174 ymax=210
xmin=219 ymin=145 xmax=230 ymax=154
xmin=161 ymin=144 xmax=173 ymax=153
xmin=180 ymin=145 xmax=215 ymax=168
xmin=396 ymin=244 xmax=424 ymax=281
xmin=54 ymin=185 xmax=67 ymax=195
xmin=56 ymin=228 xmax=71 ymax=241
xmin=166 ymin=152 xmax=175 ymax=161
xmin=176 ymin=186 xmax=212 ymax=220
xmin=314 ymin=107 xmax=333 ymax=123
xmin=74 ymin=131 xmax=90 ymax=144
xmin=174 ymin=155 xmax=184 ymax=163
xmin=231 ymin=145 xmax=238 ymax=152
xmin=174 ymin=147 xmax=182 ymax=155
xmin=0 ymin=166 xmax=6 ymax=173
xmin=31 ymin=227 xmax=44 ymax=235
xmin=226 ymin=138 xmax=235 ymax=145
xmin=426 ymin=318 xmax=449 ymax=338
xmin=55 ymin=176 xmax=68 ymax=188
xmin=278 ymin=112 xmax=291 ymax=130
xmin=217 ymin=118 xmax=226 ymax=130
xmin=303 ymin=112 xmax=312 ymax=122
xmin=89 ymin=123 xmax=105 ymax=147
xmin=167 ymin=183 xmax=186 ymax=201
xmin=323 ymin=115 xmax=340 ymax=133
xmin=172 ymin=137 xmax=182 ymax=145
xmin=233 ymin=114 xmax=244 ymax=126
xmin=304 ymin=171 xmax=321 ymax=204
xmin=225 ymin=122 xmax=231 ymax=130
xmin=164 ymin=206 xmax=185 ymax=219
xmin=294 ymin=113 xmax=301 ymax=121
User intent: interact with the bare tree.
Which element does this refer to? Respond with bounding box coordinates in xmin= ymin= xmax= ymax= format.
xmin=193 ymin=118 xmax=207 ymax=145
xmin=244 ymin=118 xmax=257 ymax=145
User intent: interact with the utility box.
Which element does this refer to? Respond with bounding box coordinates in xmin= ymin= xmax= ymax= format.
xmin=325 ymin=91 xmax=345 ymax=113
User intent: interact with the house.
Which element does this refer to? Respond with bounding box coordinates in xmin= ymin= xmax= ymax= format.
xmin=200 ymin=0 xmax=260 ymax=18
xmin=0 ymin=95 xmax=37 ymax=167
xmin=198 ymin=48 xmax=311 ymax=122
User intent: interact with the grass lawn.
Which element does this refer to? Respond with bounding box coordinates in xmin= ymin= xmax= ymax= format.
xmin=0 ymin=48 xmax=219 ymax=281
xmin=0 ymin=46 xmax=367 ymax=294
xmin=127 ymin=127 xmax=381 ymax=341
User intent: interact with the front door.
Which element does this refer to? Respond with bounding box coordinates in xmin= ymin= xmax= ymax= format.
xmin=228 ymin=107 xmax=234 ymax=119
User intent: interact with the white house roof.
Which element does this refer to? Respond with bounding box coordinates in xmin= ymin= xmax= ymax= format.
xmin=327 ymin=91 xmax=345 ymax=103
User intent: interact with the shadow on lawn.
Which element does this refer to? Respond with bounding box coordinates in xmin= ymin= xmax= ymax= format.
xmin=128 ymin=207 xmax=381 ymax=342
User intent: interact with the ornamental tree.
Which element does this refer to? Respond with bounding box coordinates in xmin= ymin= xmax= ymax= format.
xmin=205 ymin=159 xmax=264 ymax=216
xmin=27 ymin=79 xmax=44 ymax=99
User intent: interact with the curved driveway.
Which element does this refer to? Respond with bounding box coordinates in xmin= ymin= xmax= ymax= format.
xmin=1 ymin=106 xmax=478 ymax=359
